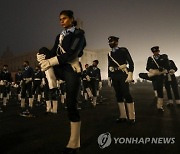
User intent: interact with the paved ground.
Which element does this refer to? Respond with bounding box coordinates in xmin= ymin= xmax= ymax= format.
xmin=0 ymin=82 xmax=180 ymax=154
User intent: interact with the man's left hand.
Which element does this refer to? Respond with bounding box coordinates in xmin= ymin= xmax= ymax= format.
xmin=125 ymin=72 xmax=134 ymax=83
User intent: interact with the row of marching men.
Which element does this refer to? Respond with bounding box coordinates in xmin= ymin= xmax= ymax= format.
xmin=0 ymin=59 xmax=102 ymax=116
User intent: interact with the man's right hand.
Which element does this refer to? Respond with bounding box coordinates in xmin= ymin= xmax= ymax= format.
xmin=108 ymin=77 xmax=112 ymax=87
xmin=86 ymin=75 xmax=91 ymax=81
xmin=37 ymin=53 xmax=46 ymax=63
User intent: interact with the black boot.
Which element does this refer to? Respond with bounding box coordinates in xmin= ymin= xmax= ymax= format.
xmin=116 ymin=118 xmax=127 ymax=123
xmin=61 ymin=147 xmax=79 ymax=154
xmin=50 ymin=88 xmax=58 ymax=100
xmin=139 ymin=73 xmax=156 ymax=81
xmin=128 ymin=119 xmax=136 ymax=125
xmin=0 ymin=107 xmax=3 ymax=113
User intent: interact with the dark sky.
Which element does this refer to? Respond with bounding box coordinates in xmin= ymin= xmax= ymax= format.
xmin=1 ymin=0 xmax=180 ymax=77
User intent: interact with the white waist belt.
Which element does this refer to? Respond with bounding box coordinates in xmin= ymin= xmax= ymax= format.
xmin=34 ymin=78 xmax=41 ymax=81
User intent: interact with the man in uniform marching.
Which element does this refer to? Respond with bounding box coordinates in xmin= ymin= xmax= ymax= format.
xmin=20 ymin=61 xmax=34 ymax=117
xmin=32 ymin=66 xmax=43 ymax=106
xmin=164 ymin=59 xmax=180 ymax=106
xmin=107 ymin=36 xmax=135 ymax=124
xmin=0 ymin=65 xmax=12 ymax=108
xmin=82 ymin=64 xmax=93 ymax=101
xmin=139 ymin=46 xmax=170 ymax=112
xmin=14 ymin=68 xmax=23 ymax=102
xmin=86 ymin=60 xmax=102 ymax=107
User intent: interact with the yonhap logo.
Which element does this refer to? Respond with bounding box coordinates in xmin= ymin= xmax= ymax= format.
xmin=97 ymin=132 xmax=112 ymax=149
xmin=97 ymin=132 xmax=175 ymax=149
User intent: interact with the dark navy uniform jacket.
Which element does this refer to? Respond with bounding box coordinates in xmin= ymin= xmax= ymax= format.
xmin=22 ymin=66 xmax=34 ymax=78
xmin=15 ymin=72 xmax=23 ymax=83
xmin=146 ymin=54 xmax=170 ymax=71
xmin=82 ymin=69 xmax=88 ymax=80
xmin=0 ymin=71 xmax=12 ymax=82
xmin=108 ymin=47 xmax=134 ymax=78
xmin=86 ymin=66 xmax=101 ymax=81
xmin=169 ymin=60 xmax=177 ymax=72
xmin=33 ymin=70 xmax=43 ymax=80
xmin=167 ymin=60 xmax=178 ymax=80
xmin=50 ymin=28 xmax=86 ymax=65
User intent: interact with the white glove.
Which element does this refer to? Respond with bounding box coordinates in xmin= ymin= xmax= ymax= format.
xmin=41 ymin=78 xmax=46 ymax=86
xmin=86 ymin=75 xmax=91 ymax=81
xmin=20 ymin=80 xmax=23 ymax=87
xmin=162 ymin=69 xmax=168 ymax=74
xmin=119 ymin=64 xmax=127 ymax=70
xmin=68 ymin=58 xmax=81 ymax=73
xmin=99 ymin=81 xmax=102 ymax=90
xmin=25 ymin=80 xmax=29 ymax=84
xmin=169 ymin=69 xmax=175 ymax=75
xmin=39 ymin=56 xmax=59 ymax=71
xmin=125 ymin=72 xmax=133 ymax=83
xmin=0 ymin=80 xmax=5 ymax=85
xmin=37 ymin=53 xmax=46 ymax=63
xmin=108 ymin=77 xmax=112 ymax=87
xmin=14 ymin=84 xmax=19 ymax=88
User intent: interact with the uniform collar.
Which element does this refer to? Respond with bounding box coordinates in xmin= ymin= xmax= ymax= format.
xmin=3 ymin=70 xmax=8 ymax=73
xmin=61 ymin=26 xmax=75 ymax=36
xmin=112 ymin=47 xmax=119 ymax=52
xmin=25 ymin=66 xmax=30 ymax=70
xmin=92 ymin=65 xmax=98 ymax=69
xmin=153 ymin=54 xmax=160 ymax=59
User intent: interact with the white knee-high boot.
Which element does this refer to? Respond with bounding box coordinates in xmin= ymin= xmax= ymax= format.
xmin=18 ymin=94 xmax=21 ymax=101
xmin=21 ymin=98 xmax=26 ymax=108
xmin=3 ymin=97 xmax=7 ymax=106
xmin=118 ymin=102 xmax=127 ymax=119
xmin=86 ymin=88 xmax=93 ymax=98
xmin=29 ymin=98 xmax=34 ymax=108
xmin=46 ymin=101 xmax=51 ymax=112
xmin=64 ymin=92 xmax=67 ymax=99
xmin=67 ymin=122 xmax=81 ymax=148
xmin=37 ymin=94 xmax=41 ymax=102
xmin=0 ymin=93 xmax=3 ymax=99
xmin=154 ymin=90 xmax=158 ymax=97
xmin=51 ymin=100 xmax=58 ymax=113
xmin=92 ymin=97 xmax=97 ymax=107
xmin=97 ymin=90 xmax=100 ymax=97
xmin=81 ymin=90 xmax=83 ymax=96
xmin=84 ymin=93 xmax=88 ymax=100
xmin=127 ymin=103 xmax=135 ymax=120
xmin=45 ymin=68 xmax=57 ymax=89
xmin=61 ymin=95 xmax=65 ymax=104
xmin=7 ymin=94 xmax=10 ymax=100
xmin=42 ymin=92 xmax=45 ymax=99
xmin=157 ymin=98 xmax=164 ymax=111
xmin=9 ymin=91 xmax=11 ymax=97
xmin=176 ymin=99 xmax=180 ymax=105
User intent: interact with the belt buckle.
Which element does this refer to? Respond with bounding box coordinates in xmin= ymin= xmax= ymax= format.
xmin=109 ymin=67 xmax=114 ymax=72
